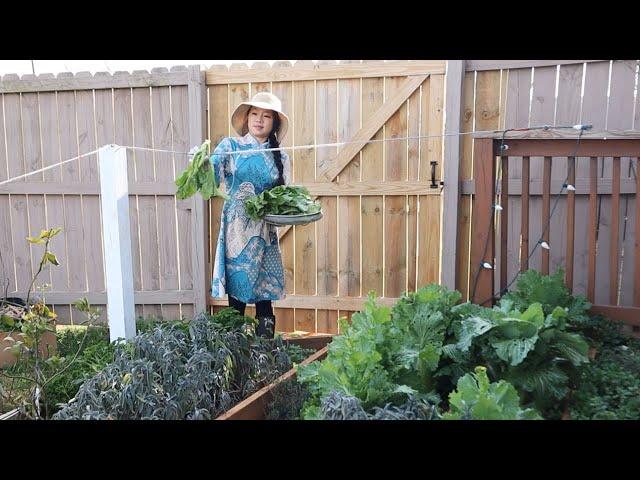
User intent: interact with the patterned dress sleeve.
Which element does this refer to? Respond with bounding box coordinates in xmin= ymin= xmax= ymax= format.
xmin=210 ymin=137 xmax=233 ymax=188
xmin=281 ymin=150 xmax=292 ymax=185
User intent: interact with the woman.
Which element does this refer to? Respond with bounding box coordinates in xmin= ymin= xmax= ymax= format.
xmin=209 ymin=92 xmax=291 ymax=338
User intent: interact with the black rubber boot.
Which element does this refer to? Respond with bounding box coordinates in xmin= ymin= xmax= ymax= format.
xmin=256 ymin=314 xmax=276 ymax=339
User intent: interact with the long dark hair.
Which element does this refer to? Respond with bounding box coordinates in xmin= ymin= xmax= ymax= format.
xmin=268 ymin=113 xmax=285 ymax=186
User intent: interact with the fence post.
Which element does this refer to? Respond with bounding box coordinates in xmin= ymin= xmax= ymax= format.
xmin=98 ymin=144 xmax=136 ymax=342
xmin=187 ymin=65 xmax=208 ymax=315
xmin=440 ymin=60 xmax=465 ymax=290
xmin=470 ymin=138 xmax=496 ymax=306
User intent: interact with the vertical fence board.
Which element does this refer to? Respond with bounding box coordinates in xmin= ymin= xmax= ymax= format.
xmin=207 ymin=77 xmax=228 ymax=317
xmin=468 ymin=71 xmax=500 ymax=301
xmin=407 ymin=85 xmax=420 ymax=292
xmin=456 ymin=73 xmax=474 ymax=299
xmin=113 ymin=86 xmax=142 ymax=318
xmin=384 ymin=76 xmax=408 ymax=297
xmin=293 ymin=76 xmax=316 ymax=331
xmin=132 ymin=87 xmax=161 ymax=319
xmin=206 ymin=79 xmax=228 ymax=313
xmin=4 ymin=93 xmax=32 ymax=297
xmin=315 ymin=76 xmax=338 ymax=333
xmin=608 ymin=61 xmax=637 ymax=307
xmin=152 ymin=85 xmax=180 ymax=320
xmin=361 ymin=74 xmax=384 ymax=296
xmin=551 ymin=64 xmax=583 ymax=282
xmin=580 ymin=63 xmax=610 ymax=302
xmin=0 ymin=94 xmax=15 ymax=295
xmin=503 ymin=68 xmax=532 ymax=289
xmin=338 ymin=69 xmax=361 ymax=300
xmin=21 ymin=91 xmax=46 ymax=296
xmin=58 ymin=90 xmax=86 ymax=322
xmin=171 ymin=84 xmax=193 ymax=319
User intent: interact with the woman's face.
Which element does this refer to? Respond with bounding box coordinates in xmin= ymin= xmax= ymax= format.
xmin=247 ymin=107 xmax=275 ymax=141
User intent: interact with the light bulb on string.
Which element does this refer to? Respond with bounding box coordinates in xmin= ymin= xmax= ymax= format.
xmin=540 ymin=241 xmax=550 ymax=250
xmin=482 ymin=262 xmax=494 ymax=269
xmin=565 ymin=184 xmax=576 ymax=191
xmin=493 ymin=204 xmax=503 ymax=211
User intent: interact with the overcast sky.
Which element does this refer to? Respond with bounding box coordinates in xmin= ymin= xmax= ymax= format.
xmin=0 ymin=60 xmax=291 ymax=76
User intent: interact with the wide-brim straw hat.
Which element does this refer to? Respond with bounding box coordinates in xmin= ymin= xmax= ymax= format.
xmin=231 ymin=92 xmax=289 ymax=142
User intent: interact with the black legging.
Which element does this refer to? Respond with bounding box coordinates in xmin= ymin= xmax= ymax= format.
xmin=228 ymin=296 xmax=274 ymax=318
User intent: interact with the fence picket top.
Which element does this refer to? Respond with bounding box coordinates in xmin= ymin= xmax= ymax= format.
xmin=75 ymin=71 xmax=92 ymax=77
xmin=2 ymin=74 xmax=19 ymax=81
xmin=151 ymin=67 xmax=169 ymax=74
xmin=170 ymin=65 xmax=188 ymax=72
xmin=230 ymin=63 xmax=249 ymax=69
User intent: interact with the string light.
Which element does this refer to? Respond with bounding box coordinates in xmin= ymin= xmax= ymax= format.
xmin=540 ymin=241 xmax=550 ymax=250
xmin=493 ymin=204 xmax=503 ymax=211
xmin=565 ymin=184 xmax=576 ymax=191
xmin=482 ymin=262 xmax=494 ymax=270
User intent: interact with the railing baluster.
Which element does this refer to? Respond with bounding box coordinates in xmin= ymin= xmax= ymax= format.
xmin=610 ymin=156 xmax=621 ymax=305
xmin=500 ymin=155 xmax=508 ymax=292
xmin=566 ymin=156 xmax=576 ymax=291
xmin=542 ymin=156 xmax=551 ymax=275
xmin=521 ymin=156 xmax=530 ymax=272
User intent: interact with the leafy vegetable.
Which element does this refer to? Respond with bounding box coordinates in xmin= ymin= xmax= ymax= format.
xmin=443 ymin=366 xmax=541 ymax=420
xmin=53 ymin=310 xmax=294 ymax=420
xmin=175 ymin=140 xmax=229 ymax=201
xmin=314 ymin=390 xmax=440 ymax=420
xmin=298 ymin=285 xmax=460 ymax=418
xmin=244 ymin=185 xmax=321 ymax=220
xmin=445 ymin=299 xmax=590 ymax=414
xmin=502 ymin=269 xmax=591 ymax=327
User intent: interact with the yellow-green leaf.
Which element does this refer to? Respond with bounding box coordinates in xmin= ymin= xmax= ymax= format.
xmin=45 ymin=252 xmax=60 ymax=266
xmin=26 ymin=236 xmax=44 ymax=244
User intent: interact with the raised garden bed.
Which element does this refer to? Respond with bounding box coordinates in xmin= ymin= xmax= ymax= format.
xmin=216 ymin=333 xmax=333 ymax=420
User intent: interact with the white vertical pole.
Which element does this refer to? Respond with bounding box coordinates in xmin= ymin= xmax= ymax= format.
xmin=99 ymin=144 xmax=136 ymax=342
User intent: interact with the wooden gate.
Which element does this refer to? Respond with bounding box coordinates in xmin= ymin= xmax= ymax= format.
xmin=205 ymin=61 xmax=448 ymax=333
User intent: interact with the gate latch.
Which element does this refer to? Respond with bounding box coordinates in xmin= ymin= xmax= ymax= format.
xmin=430 ymin=161 xmax=444 ymax=189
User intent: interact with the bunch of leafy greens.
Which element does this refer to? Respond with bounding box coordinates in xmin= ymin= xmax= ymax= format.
xmin=244 ymin=185 xmax=321 ymax=220
xmin=443 ymin=366 xmax=541 ymax=420
xmin=175 ymin=140 xmax=229 ymax=201
xmin=297 ymin=285 xmax=461 ymax=419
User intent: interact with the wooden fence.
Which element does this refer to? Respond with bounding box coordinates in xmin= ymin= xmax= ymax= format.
xmin=456 ymin=61 xmax=639 ymax=306
xmin=205 ymin=60 xmax=448 ymax=333
xmin=469 ymin=133 xmax=640 ymax=337
xmin=0 ymin=66 xmax=207 ymax=324
xmin=1 ymin=59 xmax=639 ymax=333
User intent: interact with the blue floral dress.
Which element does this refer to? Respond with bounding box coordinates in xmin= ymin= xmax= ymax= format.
xmin=210 ymin=133 xmax=291 ymax=304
